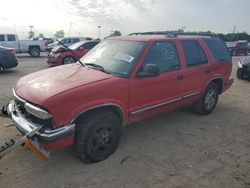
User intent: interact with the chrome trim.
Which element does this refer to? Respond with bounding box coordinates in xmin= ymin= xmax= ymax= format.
xmin=71 ymin=103 xmax=126 ymax=125
xmin=24 ymin=102 xmax=52 ymax=120
xmin=13 ymin=89 xmax=26 ymax=103
xmin=131 ymin=97 xmax=182 ymax=115
xmin=7 ymin=100 xmax=75 ymax=143
xmin=182 ymin=92 xmax=200 ymax=99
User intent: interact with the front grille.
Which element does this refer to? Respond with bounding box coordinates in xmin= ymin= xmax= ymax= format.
xmin=14 ymin=99 xmax=54 ymax=130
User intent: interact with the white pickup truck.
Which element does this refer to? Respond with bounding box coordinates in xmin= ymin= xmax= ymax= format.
xmin=0 ymin=34 xmax=46 ymax=57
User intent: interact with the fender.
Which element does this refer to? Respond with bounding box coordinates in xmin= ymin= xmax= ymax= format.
xmin=70 ymin=98 xmax=128 ymax=126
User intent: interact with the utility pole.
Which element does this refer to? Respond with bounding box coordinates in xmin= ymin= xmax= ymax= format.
xmin=68 ymin=22 xmax=72 ymax=37
xmin=98 ymin=25 xmax=102 ymax=39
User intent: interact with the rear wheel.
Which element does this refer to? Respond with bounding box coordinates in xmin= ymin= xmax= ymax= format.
xmin=73 ymin=111 xmax=122 ymax=163
xmin=63 ymin=56 xmax=76 ymax=64
xmin=29 ymin=47 xmax=40 ymax=57
xmin=193 ymin=83 xmax=219 ymax=115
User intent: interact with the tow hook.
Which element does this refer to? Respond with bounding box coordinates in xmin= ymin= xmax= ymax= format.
xmin=0 ymin=105 xmax=9 ymax=118
xmin=0 ymin=126 xmax=50 ymax=160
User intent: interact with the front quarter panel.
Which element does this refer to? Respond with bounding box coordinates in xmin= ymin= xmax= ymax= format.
xmin=43 ymin=77 xmax=129 ymax=127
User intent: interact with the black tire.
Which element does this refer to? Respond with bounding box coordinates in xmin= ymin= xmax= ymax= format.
xmin=193 ymin=83 xmax=219 ymax=115
xmin=63 ymin=56 xmax=76 ymax=64
xmin=73 ymin=110 xmax=122 ymax=163
xmin=29 ymin=47 xmax=40 ymax=57
xmin=237 ymin=68 xmax=243 ymax=80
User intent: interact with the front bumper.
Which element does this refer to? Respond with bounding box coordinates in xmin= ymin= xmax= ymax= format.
xmin=6 ymin=100 xmax=75 ymax=143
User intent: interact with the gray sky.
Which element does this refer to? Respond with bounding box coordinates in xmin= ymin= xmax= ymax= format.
xmin=0 ymin=0 xmax=249 ymax=39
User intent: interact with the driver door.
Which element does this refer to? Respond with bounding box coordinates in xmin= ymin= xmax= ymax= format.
xmin=129 ymin=41 xmax=184 ymax=121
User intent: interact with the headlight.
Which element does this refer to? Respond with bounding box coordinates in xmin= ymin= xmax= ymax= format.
xmin=237 ymin=61 xmax=243 ymax=68
xmin=24 ymin=103 xmax=52 ymax=119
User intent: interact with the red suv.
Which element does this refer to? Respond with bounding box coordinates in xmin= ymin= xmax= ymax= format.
xmin=4 ymin=32 xmax=233 ymax=163
xmin=47 ymin=40 xmax=99 ymax=66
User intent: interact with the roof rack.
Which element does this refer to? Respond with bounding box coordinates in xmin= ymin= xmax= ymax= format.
xmin=166 ymin=32 xmax=217 ymax=38
xmin=128 ymin=31 xmax=217 ymax=38
xmin=128 ymin=31 xmax=172 ymax=36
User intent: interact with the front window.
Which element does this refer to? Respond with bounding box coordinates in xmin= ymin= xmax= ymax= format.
xmin=80 ymin=40 xmax=146 ymax=76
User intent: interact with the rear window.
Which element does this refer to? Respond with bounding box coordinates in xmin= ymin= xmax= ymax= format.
xmin=0 ymin=35 xmax=5 ymax=41
xmin=204 ymin=38 xmax=231 ymax=62
xmin=181 ymin=40 xmax=207 ymax=67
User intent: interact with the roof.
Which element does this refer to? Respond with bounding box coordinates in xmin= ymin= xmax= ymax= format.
xmin=108 ymin=35 xmax=213 ymax=42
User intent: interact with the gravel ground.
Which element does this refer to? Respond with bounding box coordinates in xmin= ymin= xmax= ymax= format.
xmin=0 ymin=54 xmax=249 ymax=188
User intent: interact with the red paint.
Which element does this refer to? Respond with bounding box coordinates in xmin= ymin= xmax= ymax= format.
xmin=14 ymin=35 xmax=233 ymax=151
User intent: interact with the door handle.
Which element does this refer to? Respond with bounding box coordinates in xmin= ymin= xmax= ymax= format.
xmin=204 ymin=69 xmax=210 ymax=74
xmin=176 ymin=75 xmax=184 ymax=80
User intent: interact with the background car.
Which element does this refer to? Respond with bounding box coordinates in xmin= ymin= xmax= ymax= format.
xmin=46 ymin=37 xmax=93 ymax=52
xmin=237 ymin=56 xmax=250 ymax=80
xmin=228 ymin=40 xmax=249 ymax=56
xmin=0 ymin=46 xmax=18 ymax=71
xmin=47 ymin=40 xmax=100 ymax=66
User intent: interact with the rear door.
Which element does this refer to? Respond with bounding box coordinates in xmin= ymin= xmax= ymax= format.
xmin=4 ymin=35 xmax=19 ymax=51
xmin=129 ymin=41 xmax=183 ymax=120
xmin=180 ymin=40 xmax=211 ymax=96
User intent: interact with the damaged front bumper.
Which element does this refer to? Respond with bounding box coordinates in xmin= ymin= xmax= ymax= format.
xmin=5 ymin=100 xmax=75 ymax=143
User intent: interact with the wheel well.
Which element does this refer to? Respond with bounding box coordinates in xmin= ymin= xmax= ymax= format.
xmin=29 ymin=45 xmax=40 ymax=50
xmin=210 ymin=78 xmax=223 ymax=94
xmin=73 ymin=105 xmax=126 ymax=126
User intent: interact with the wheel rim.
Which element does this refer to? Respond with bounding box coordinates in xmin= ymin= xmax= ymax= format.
xmin=31 ymin=48 xmax=39 ymax=56
xmin=64 ymin=57 xmax=75 ymax=64
xmin=90 ymin=124 xmax=115 ymax=157
xmin=205 ymin=90 xmax=216 ymax=110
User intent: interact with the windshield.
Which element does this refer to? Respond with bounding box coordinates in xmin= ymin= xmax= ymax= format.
xmin=80 ymin=40 xmax=146 ymax=76
xmin=69 ymin=41 xmax=85 ymax=50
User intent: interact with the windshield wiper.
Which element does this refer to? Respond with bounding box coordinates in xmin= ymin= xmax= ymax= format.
xmin=56 ymin=39 xmax=85 ymax=66
xmin=84 ymin=63 xmax=110 ymax=74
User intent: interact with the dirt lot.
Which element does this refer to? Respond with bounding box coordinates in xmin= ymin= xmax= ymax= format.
xmin=0 ymin=54 xmax=249 ymax=188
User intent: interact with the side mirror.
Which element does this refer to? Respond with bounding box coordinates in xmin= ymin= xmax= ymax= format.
xmin=139 ymin=64 xmax=160 ymax=77
xmin=79 ymin=47 xmax=85 ymax=50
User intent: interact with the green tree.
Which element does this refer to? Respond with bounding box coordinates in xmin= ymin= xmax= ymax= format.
xmin=28 ymin=31 xmax=35 ymax=39
xmin=38 ymin=33 xmax=44 ymax=38
xmin=110 ymin=30 xmax=122 ymax=37
xmin=54 ymin=30 xmax=65 ymax=38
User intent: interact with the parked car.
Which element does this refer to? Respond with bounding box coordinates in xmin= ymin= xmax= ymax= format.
xmin=0 ymin=46 xmax=18 ymax=71
xmin=3 ymin=32 xmax=233 ymax=163
xmin=47 ymin=40 xmax=100 ymax=66
xmin=0 ymin=34 xmax=46 ymax=57
xmin=228 ymin=40 xmax=249 ymax=56
xmin=237 ymin=56 xmax=250 ymax=80
xmin=46 ymin=37 xmax=93 ymax=52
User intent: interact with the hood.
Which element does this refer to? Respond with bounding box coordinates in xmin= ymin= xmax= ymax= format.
xmin=14 ymin=64 xmax=114 ymax=105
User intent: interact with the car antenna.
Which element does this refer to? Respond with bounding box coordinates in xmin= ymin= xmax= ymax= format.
xmin=55 ymin=39 xmax=85 ymax=66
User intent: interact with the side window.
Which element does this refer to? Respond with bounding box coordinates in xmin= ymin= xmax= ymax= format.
xmin=83 ymin=42 xmax=98 ymax=49
xmin=140 ymin=41 xmax=180 ymax=73
xmin=0 ymin=35 xmax=5 ymax=41
xmin=7 ymin=35 xmax=16 ymax=41
xmin=60 ymin=39 xmax=66 ymax=44
xmin=72 ymin=38 xmax=79 ymax=43
xmin=181 ymin=40 xmax=207 ymax=67
xmin=204 ymin=38 xmax=231 ymax=62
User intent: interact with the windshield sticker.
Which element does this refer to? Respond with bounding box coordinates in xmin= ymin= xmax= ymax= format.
xmin=115 ymin=53 xmax=134 ymax=63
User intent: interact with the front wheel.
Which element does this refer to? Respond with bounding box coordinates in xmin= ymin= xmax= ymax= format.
xmin=237 ymin=68 xmax=243 ymax=80
xmin=193 ymin=83 xmax=219 ymax=115
xmin=73 ymin=111 xmax=122 ymax=163
xmin=63 ymin=56 xmax=76 ymax=64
